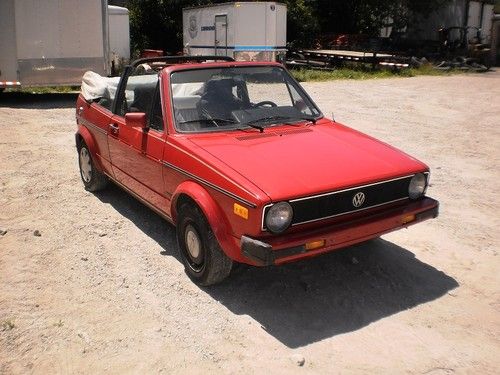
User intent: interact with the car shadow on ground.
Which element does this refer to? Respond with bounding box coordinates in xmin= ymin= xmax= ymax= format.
xmin=95 ymin=184 xmax=458 ymax=349
xmin=210 ymin=241 xmax=458 ymax=348
xmin=0 ymin=92 xmax=78 ymax=109
xmin=94 ymin=184 xmax=181 ymax=262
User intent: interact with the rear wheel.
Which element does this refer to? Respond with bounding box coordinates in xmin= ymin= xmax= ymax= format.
xmin=78 ymin=142 xmax=108 ymax=191
xmin=176 ymin=202 xmax=233 ymax=286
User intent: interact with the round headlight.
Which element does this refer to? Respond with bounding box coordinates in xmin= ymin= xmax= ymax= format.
xmin=409 ymin=173 xmax=427 ymax=199
xmin=265 ymin=202 xmax=293 ymax=233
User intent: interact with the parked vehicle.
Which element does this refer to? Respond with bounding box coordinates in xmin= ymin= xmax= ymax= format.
xmin=183 ymin=2 xmax=287 ymax=62
xmin=76 ymin=56 xmax=439 ymax=286
xmin=0 ymin=0 xmax=130 ymax=90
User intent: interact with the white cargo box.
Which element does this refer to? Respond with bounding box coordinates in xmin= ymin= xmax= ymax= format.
xmin=0 ymin=0 xmax=130 ymax=88
xmin=108 ymin=5 xmax=131 ymax=72
xmin=183 ymin=2 xmax=287 ymax=62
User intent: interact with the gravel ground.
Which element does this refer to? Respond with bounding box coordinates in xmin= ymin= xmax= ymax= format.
xmin=1 ymin=72 xmax=499 ymax=374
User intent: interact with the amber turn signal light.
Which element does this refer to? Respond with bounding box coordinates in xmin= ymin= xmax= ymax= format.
xmin=401 ymin=214 xmax=416 ymax=224
xmin=305 ymin=240 xmax=326 ymax=251
xmin=233 ymin=203 xmax=249 ymax=219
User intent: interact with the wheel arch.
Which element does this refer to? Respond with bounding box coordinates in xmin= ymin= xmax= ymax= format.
xmin=75 ymin=126 xmax=104 ymax=172
xmin=172 ymin=181 xmax=237 ymax=260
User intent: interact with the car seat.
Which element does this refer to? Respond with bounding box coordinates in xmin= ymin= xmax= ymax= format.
xmin=198 ymin=79 xmax=244 ymax=120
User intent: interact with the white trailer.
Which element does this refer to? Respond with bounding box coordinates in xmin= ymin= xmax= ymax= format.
xmin=108 ymin=5 xmax=130 ymax=73
xmin=183 ymin=2 xmax=287 ymax=62
xmin=0 ymin=0 xmax=130 ymax=89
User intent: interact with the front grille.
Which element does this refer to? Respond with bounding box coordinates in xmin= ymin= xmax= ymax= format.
xmin=263 ymin=174 xmax=418 ymax=229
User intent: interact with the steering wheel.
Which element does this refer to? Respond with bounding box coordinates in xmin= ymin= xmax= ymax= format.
xmin=253 ymin=100 xmax=278 ymax=108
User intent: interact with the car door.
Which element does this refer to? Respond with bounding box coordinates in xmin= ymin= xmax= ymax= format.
xmin=108 ymin=71 xmax=168 ymax=213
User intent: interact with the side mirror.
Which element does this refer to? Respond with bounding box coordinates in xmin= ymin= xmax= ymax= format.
xmin=125 ymin=112 xmax=148 ymax=130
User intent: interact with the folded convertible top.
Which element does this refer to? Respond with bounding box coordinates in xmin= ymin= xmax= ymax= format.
xmin=80 ymin=71 xmax=120 ymax=101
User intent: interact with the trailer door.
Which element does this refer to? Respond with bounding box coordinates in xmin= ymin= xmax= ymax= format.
xmin=215 ymin=15 xmax=228 ymax=56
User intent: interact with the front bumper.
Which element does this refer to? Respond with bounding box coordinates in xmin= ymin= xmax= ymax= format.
xmin=241 ymin=197 xmax=439 ymax=266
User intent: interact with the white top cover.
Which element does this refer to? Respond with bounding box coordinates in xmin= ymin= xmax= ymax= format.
xmin=81 ymin=71 xmax=120 ymax=101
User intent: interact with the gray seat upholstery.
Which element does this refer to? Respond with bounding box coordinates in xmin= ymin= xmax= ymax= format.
xmin=130 ymin=85 xmax=156 ymax=113
xmin=198 ymin=79 xmax=244 ymax=119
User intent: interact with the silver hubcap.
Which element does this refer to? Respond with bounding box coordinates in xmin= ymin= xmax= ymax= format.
xmin=80 ymin=147 xmax=92 ymax=183
xmin=185 ymin=225 xmax=201 ymax=260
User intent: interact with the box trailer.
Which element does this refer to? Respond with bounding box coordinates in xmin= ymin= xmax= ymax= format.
xmin=0 ymin=0 xmax=130 ymax=89
xmin=108 ymin=5 xmax=131 ymax=73
xmin=183 ymin=2 xmax=287 ymax=62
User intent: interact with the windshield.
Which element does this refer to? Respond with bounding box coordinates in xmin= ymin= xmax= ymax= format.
xmin=170 ymin=66 xmax=322 ymax=133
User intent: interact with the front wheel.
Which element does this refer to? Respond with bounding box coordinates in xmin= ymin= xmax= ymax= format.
xmin=78 ymin=142 xmax=108 ymax=191
xmin=176 ymin=202 xmax=233 ymax=286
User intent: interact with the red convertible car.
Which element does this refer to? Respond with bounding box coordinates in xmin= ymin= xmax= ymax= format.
xmin=76 ymin=56 xmax=439 ymax=285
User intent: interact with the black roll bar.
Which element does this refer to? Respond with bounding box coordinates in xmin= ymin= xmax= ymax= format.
xmin=131 ymin=55 xmax=235 ymax=67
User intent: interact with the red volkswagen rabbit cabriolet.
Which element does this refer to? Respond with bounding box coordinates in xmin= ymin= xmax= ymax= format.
xmin=76 ymin=56 xmax=439 ymax=285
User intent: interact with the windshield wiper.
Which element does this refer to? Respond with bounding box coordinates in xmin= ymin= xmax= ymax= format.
xmin=178 ymin=118 xmax=237 ymax=127
xmin=237 ymin=122 xmax=265 ymax=133
xmin=297 ymin=115 xmax=318 ymax=124
xmin=243 ymin=115 xmax=318 ymax=130
xmin=238 ymin=115 xmax=293 ymax=132
xmin=246 ymin=115 xmax=293 ymax=126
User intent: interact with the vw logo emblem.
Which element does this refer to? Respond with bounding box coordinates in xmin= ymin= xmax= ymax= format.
xmin=352 ymin=192 xmax=365 ymax=208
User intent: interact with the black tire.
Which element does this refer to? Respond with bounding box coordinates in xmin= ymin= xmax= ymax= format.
xmin=176 ymin=202 xmax=233 ymax=286
xmin=78 ymin=142 xmax=108 ymax=192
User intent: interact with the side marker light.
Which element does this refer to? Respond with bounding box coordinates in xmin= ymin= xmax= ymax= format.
xmin=402 ymin=214 xmax=416 ymax=224
xmin=234 ymin=203 xmax=249 ymax=219
xmin=305 ymin=240 xmax=326 ymax=251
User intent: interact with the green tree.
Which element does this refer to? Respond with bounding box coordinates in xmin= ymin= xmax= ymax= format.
xmin=127 ymin=0 xmax=318 ymax=53
xmin=128 ymin=0 xmax=223 ymax=55
xmin=312 ymin=0 xmax=452 ymax=37
xmin=281 ymin=0 xmax=318 ymax=48
xmin=126 ymin=0 xmax=453 ymax=53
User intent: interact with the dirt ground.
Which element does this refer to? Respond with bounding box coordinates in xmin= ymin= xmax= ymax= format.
xmin=1 ymin=72 xmax=499 ymax=374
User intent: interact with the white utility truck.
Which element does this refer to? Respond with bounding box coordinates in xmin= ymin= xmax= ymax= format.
xmin=0 ymin=0 xmax=130 ymax=90
xmin=183 ymin=2 xmax=287 ymax=62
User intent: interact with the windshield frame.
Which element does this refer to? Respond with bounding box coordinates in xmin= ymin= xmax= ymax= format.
xmin=167 ymin=63 xmax=323 ymax=134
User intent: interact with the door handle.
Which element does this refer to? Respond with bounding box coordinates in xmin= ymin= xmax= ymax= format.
xmin=78 ymin=106 xmax=84 ymax=116
xmin=109 ymin=123 xmax=119 ymax=134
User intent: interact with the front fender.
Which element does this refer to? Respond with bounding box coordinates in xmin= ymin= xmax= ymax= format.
xmin=75 ymin=126 xmax=104 ymax=172
xmin=171 ymin=181 xmax=242 ymax=261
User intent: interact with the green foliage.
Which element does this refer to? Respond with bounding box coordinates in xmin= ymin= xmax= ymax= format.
xmin=290 ymin=65 xmax=462 ymax=82
xmin=127 ymin=0 xmax=453 ymax=53
xmin=5 ymin=86 xmax=79 ymax=94
xmin=127 ymin=0 xmax=318 ymax=53
xmin=312 ymin=0 xmax=452 ymax=36
xmin=128 ymin=0 xmax=221 ymax=55
xmin=281 ymin=0 xmax=318 ymax=48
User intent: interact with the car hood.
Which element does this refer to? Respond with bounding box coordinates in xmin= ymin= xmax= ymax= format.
xmin=188 ymin=121 xmax=428 ymax=201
